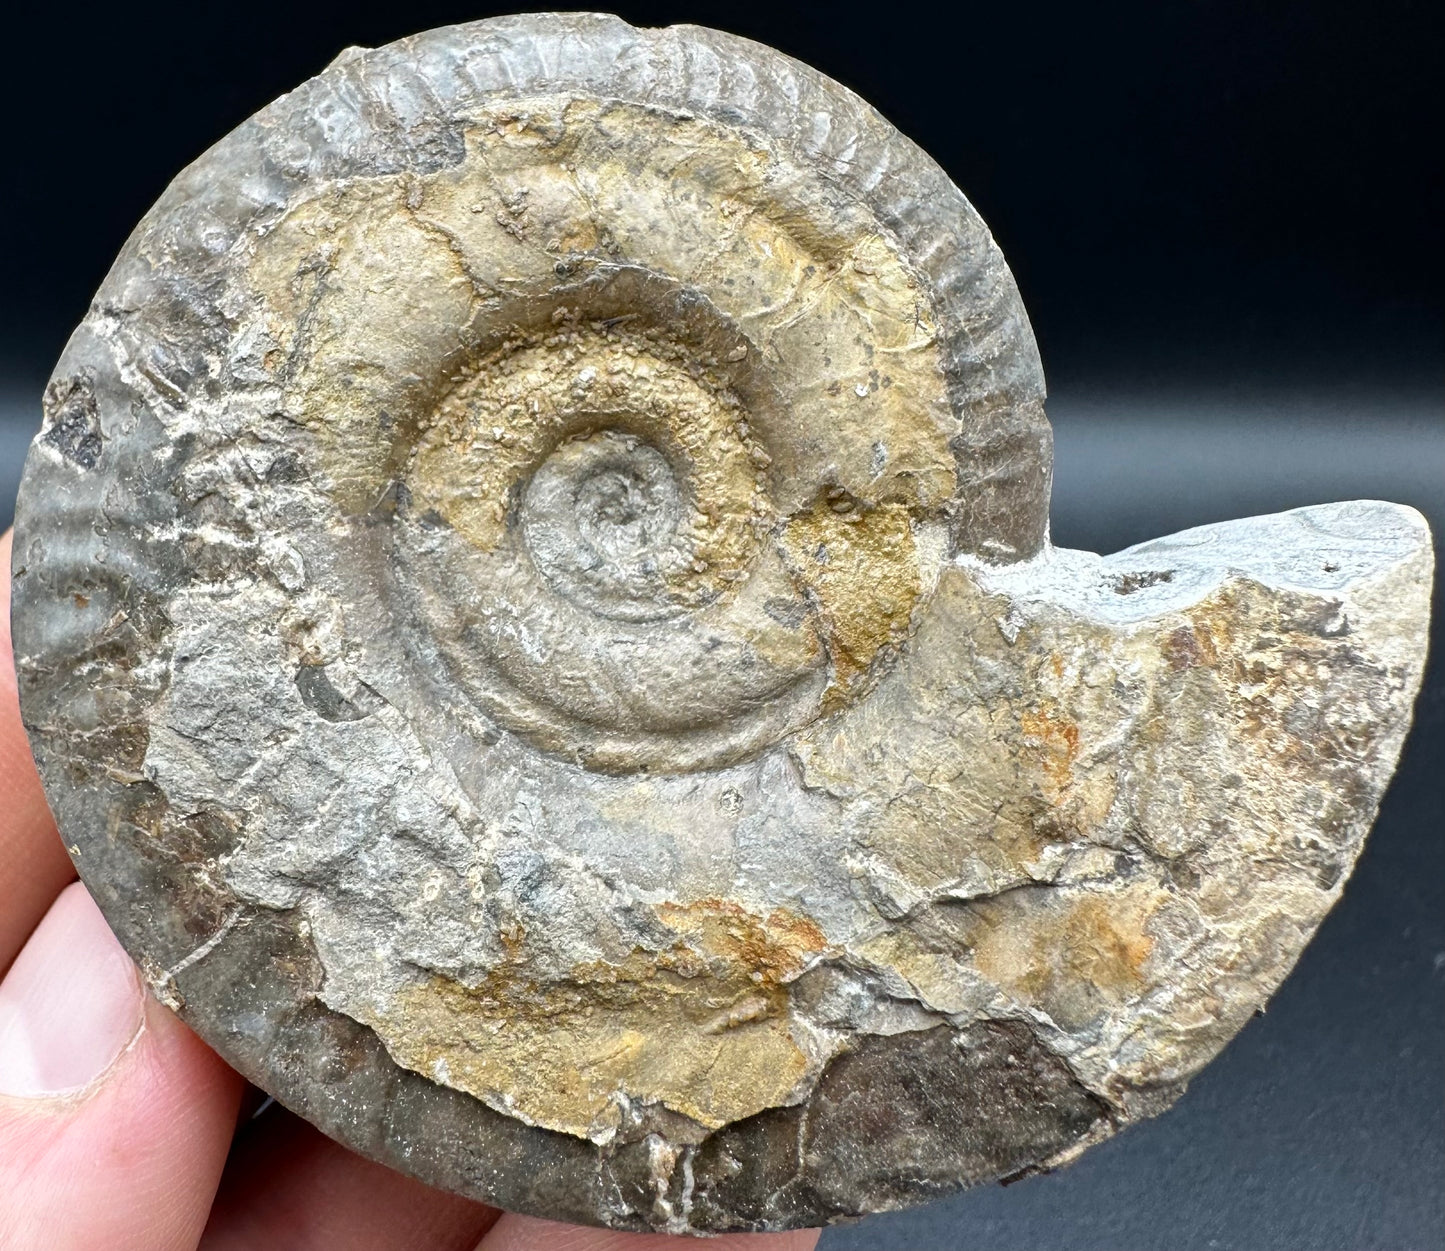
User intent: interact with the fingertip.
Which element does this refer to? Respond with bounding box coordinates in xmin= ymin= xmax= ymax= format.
xmin=0 ymin=884 xmax=244 ymax=1251
xmin=0 ymin=529 xmax=75 ymax=974
xmin=0 ymin=883 xmax=143 ymax=1098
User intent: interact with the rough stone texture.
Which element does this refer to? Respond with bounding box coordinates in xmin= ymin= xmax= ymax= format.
xmin=8 ymin=12 xmax=1434 ymax=1235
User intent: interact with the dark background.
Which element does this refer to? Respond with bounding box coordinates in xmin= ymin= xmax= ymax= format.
xmin=2 ymin=3 xmax=1440 ymax=1248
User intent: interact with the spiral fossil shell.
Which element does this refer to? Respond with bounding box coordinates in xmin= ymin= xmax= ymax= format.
xmin=11 ymin=12 xmax=1433 ymax=1234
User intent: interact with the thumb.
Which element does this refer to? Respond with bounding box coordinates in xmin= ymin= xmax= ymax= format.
xmin=0 ymin=883 xmax=245 ymax=1251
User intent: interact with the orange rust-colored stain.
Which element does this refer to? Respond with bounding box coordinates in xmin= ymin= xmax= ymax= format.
xmin=1164 ymin=590 xmax=1239 ymax=671
xmin=1020 ymin=704 xmax=1081 ymax=794
xmin=968 ymin=890 xmax=1159 ymax=1029
xmin=497 ymin=917 xmax=526 ymax=961
xmin=656 ymin=896 xmax=829 ymax=985
xmin=1047 ymin=894 xmax=1154 ymax=998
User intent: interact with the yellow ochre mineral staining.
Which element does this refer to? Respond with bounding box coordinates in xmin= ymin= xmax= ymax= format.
xmin=376 ymin=898 xmax=828 ymax=1139
xmin=245 ymin=97 xmax=954 ymax=531
xmin=779 ymin=501 xmax=923 ymax=709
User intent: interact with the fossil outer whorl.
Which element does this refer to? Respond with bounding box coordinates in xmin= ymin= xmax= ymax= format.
xmin=9 ymin=12 xmax=1434 ymax=1235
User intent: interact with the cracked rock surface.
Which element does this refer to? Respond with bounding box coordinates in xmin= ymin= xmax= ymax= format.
xmin=10 ymin=12 xmax=1434 ymax=1234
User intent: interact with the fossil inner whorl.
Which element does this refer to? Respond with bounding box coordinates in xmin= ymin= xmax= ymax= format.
xmin=413 ymin=313 xmax=768 ymax=623
xmin=248 ymin=93 xmax=970 ymax=773
xmin=394 ymin=287 xmax=945 ymax=773
xmin=522 ymin=429 xmax=694 ymax=622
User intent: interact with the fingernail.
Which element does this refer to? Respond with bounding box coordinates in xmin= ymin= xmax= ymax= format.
xmin=0 ymin=883 xmax=144 ymax=1098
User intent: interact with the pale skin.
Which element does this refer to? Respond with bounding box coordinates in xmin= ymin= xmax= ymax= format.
xmin=0 ymin=531 xmax=822 ymax=1251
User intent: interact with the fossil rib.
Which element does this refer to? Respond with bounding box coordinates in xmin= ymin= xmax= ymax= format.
xmin=10 ymin=12 xmax=1432 ymax=1234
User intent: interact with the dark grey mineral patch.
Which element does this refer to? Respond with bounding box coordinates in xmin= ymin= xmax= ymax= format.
xmin=40 ymin=374 xmax=103 ymax=470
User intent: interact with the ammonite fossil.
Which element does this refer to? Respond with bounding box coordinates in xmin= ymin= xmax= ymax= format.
xmin=11 ymin=12 xmax=1433 ymax=1234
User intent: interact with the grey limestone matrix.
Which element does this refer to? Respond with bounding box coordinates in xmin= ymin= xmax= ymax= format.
xmin=9 ymin=12 xmax=1433 ymax=1235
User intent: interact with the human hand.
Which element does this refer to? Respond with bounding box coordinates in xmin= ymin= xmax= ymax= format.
xmin=0 ymin=529 xmax=822 ymax=1251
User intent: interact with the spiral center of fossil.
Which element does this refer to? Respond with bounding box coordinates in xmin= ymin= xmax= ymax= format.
xmin=387 ymin=266 xmax=949 ymax=771
xmin=576 ymin=464 xmax=662 ymax=551
xmin=522 ymin=429 xmax=691 ymax=621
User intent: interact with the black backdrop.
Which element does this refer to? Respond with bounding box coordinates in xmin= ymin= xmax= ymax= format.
xmin=1 ymin=4 xmax=1440 ymax=1249
xmin=2 ymin=1 xmax=1440 ymax=391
